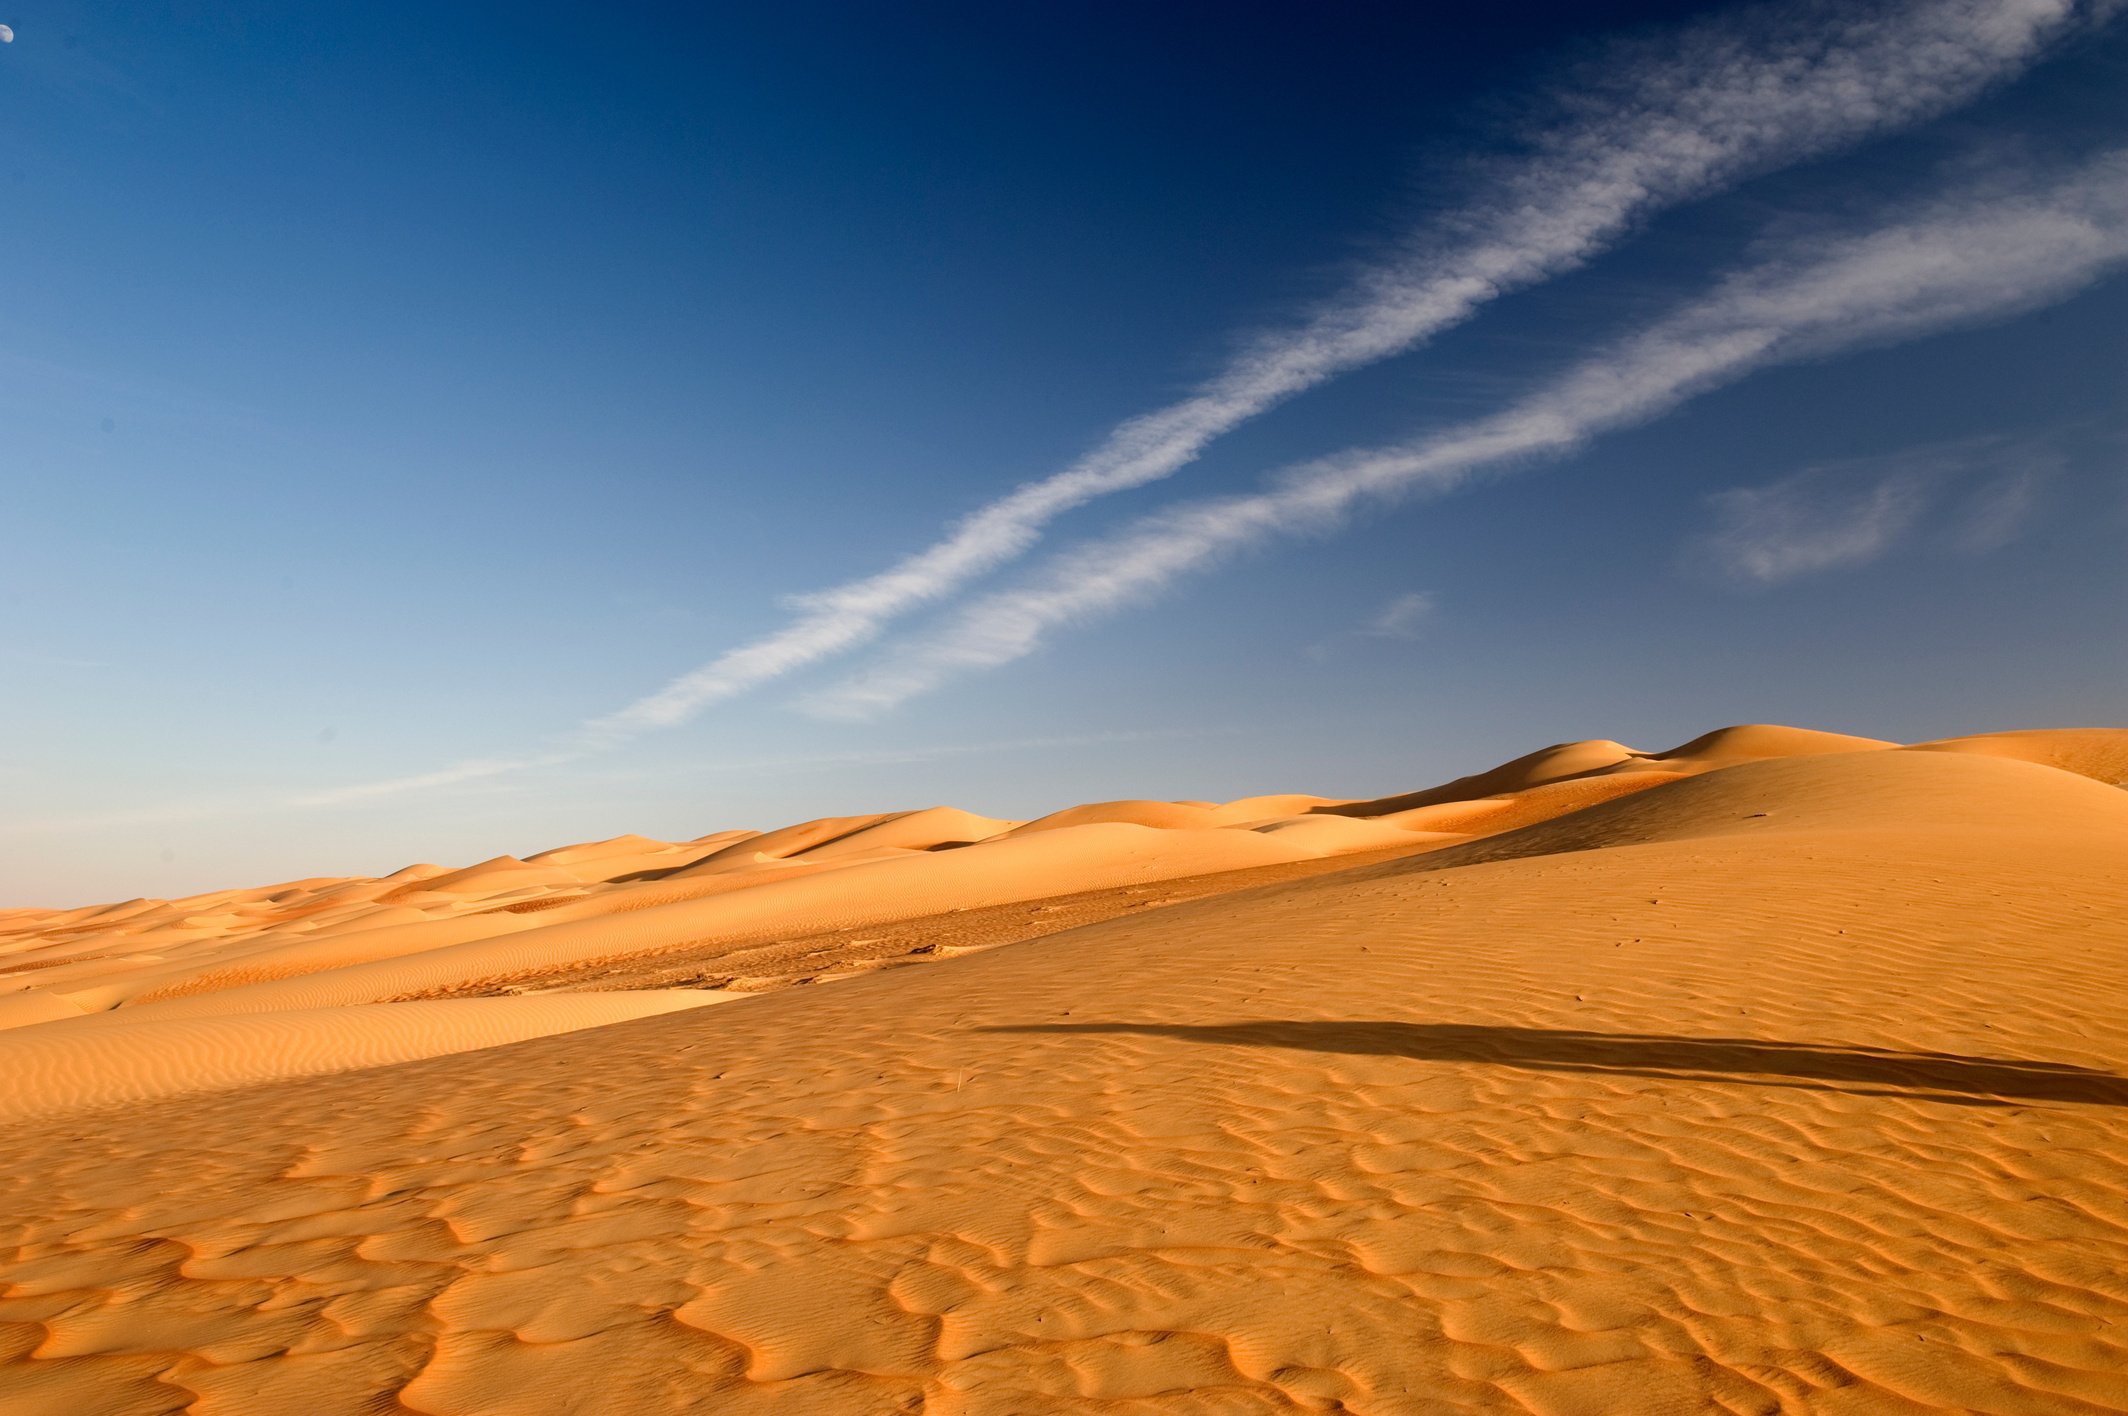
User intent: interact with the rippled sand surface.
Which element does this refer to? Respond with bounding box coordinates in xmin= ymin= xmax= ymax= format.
xmin=4 ymin=726 xmax=2126 ymax=1413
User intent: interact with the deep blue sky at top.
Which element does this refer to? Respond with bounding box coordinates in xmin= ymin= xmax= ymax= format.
xmin=4 ymin=1 xmax=2125 ymax=903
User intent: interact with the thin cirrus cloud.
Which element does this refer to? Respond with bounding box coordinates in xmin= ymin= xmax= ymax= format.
xmin=280 ymin=0 xmax=2119 ymax=808
xmin=1309 ymin=592 xmax=1440 ymax=660
xmin=572 ymin=0 xmax=2116 ymax=747
xmin=291 ymin=754 xmax=578 ymax=809
xmin=804 ymin=149 xmax=2128 ymax=720
xmin=1690 ymin=436 xmax=2062 ymax=585
xmin=1362 ymin=592 xmax=1440 ymax=641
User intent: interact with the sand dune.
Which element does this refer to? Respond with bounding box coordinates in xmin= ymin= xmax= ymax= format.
xmin=1 ymin=783 xmax=1444 ymax=1024
xmin=0 ymin=721 xmax=1921 ymax=1032
xmin=117 ymin=820 xmax=1401 ymax=1020
xmin=1324 ymin=722 xmax=1894 ymax=820
xmin=0 ymin=990 xmax=89 ymax=1031
xmin=3 ymin=724 xmax=2125 ymax=1412
xmin=0 ymin=991 xmax=730 ymax=1124
xmin=1908 ymin=726 xmax=2128 ymax=784
xmin=1397 ymin=745 xmax=2128 ymax=871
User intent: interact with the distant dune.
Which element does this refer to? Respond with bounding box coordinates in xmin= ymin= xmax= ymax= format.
xmin=3 ymin=725 xmax=2126 ymax=1412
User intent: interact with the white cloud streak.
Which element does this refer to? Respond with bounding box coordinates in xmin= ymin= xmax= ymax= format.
xmin=258 ymin=0 xmax=2118 ymax=809
xmin=1948 ymin=460 xmax=2050 ymax=551
xmin=290 ymin=754 xmax=575 ymax=808
xmin=808 ymin=149 xmax=2128 ymax=717
xmin=1363 ymin=592 xmax=1440 ymax=641
xmin=1703 ymin=474 xmax=1933 ymax=583
xmin=1693 ymin=434 xmax=2060 ymax=583
xmin=1308 ymin=590 xmax=1440 ymax=659
xmin=580 ymin=0 xmax=2115 ymax=744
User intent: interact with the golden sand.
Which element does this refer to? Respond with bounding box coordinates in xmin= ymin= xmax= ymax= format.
xmin=2 ymin=726 xmax=2125 ymax=1412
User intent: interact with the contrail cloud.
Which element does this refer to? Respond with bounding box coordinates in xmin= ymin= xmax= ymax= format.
xmin=287 ymin=0 xmax=2117 ymax=807
xmin=805 ymin=148 xmax=2128 ymax=718
xmin=581 ymin=0 xmax=2115 ymax=743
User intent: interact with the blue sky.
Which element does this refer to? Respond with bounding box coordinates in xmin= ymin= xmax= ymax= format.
xmin=4 ymin=0 xmax=2126 ymax=905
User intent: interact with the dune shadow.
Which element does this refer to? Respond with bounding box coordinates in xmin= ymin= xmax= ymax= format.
xmin=979 ymin=1021 xmax=2128 ymax=1108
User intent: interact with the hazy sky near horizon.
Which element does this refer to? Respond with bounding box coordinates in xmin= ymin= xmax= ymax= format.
xmin=5 ymin=0 xmax=2127 ymax=906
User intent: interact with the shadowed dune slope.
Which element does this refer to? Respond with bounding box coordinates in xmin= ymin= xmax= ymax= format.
xmin=2 ymin=731 xmax=2127 ymax=1412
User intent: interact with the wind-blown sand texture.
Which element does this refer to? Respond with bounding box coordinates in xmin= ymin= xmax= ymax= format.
xmin=3 ymin=724 xmax=2126 ymax=1412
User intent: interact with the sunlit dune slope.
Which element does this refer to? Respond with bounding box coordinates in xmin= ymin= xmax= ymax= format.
xmin=0 ymin=720 xmax=1923 ymax=1033
xmin=1906 ymin=726 xmax=2128 ymax=784
xmin=113 ymin=822 xmax=1386 ymax=1020
xmin=1387 ymin=740 xmax=2128 ymax=871
xmin=0 ymin=991 xmax=731 ymax=1124
xmin=1 ymin=724 xmax=2126 ymax=1412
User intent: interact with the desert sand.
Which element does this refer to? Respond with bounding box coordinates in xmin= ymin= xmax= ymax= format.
xmin=3 ymin=724 xmax=2126 ymax=1412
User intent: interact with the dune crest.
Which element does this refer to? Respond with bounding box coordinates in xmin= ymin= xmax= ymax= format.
xmin=4 ymin=724 xmax=2126 ymax=1412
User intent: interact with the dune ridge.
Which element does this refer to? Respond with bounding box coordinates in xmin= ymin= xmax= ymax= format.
xmin=2 ymin=720 xmax=1948 ymax=1030
xmin=2 ymin=724 xmax=2125 ymax=1412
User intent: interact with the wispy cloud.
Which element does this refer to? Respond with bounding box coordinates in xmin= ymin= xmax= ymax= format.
xmin=574 ymin=0 xmax=2112 ymax=744
xmin=188 ymin=0 xmax=2122 ymax=808
xmin=1310 ymin=591 xmax=1440 ymax=659
xmin=1692 ymin=435 xmax=2061 ymax=584
xmin=1700 ymin=474 xmax=1932 ymax=584
xmin=805 ymin=149 xmax=2128 ymax=718
xmin=289 ymin=754 xmax=575 ymax=808
xmin=1362 ymin=592 xmax=1439 ymax=641
xmin=1948 ymin=459 xmax=2050 ymax=551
